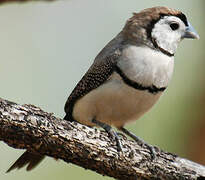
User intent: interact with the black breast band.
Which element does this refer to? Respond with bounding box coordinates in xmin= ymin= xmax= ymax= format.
xmin=115 ymin=66 xmax=166 ymax=94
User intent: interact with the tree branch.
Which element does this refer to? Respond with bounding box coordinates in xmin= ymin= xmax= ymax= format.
xmin=0 ymin=97 xmax=205 ymax=180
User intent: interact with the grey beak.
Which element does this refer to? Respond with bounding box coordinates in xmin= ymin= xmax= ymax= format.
xmin=183 ymin=22 xmax=199 ymax=39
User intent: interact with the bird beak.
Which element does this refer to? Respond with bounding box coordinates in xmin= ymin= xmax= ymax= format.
xmin=183 ymin=22 xmax=199 ymax=39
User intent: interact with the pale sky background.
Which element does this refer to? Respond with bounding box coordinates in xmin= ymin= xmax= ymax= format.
xmin=0 ymin=0 xmax=204 ymax=179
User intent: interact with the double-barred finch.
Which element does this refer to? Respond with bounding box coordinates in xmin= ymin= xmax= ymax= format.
xmin=7 ymin=6 xmax=199 ymax=172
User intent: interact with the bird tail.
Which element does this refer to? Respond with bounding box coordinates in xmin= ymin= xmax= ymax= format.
xmin=6 ymin=151 xmax=44 ymax=173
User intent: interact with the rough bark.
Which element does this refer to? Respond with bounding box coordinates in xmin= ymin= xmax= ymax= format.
xmin=0 ymin=97 xmax=205 ymax=180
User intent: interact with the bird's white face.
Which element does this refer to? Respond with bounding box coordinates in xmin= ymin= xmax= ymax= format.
xmin=151 ymin=16 xmax=186 ymax=55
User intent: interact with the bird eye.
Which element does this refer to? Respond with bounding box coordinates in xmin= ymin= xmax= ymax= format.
xmin=170 ymin=23 xmax=179 ymax=31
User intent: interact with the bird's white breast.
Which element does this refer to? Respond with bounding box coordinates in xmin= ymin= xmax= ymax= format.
xmin=72 ymin=73 xmax=163 ymax=128
xmin=72 ymin=46 xmax=174 ymax=128
xmin=118 ymin=45 xmax=174 ymax=87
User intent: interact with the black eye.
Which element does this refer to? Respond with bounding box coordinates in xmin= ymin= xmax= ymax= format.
xmin=170 ymin=23 xmax=179 ymax=31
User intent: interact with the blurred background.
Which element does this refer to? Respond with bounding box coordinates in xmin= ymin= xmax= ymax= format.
xmin=0 ymin=0 xmax=204 ymax=179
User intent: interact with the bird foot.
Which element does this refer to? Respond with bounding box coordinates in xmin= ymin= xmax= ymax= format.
xmin=119 ymin=127 xmax=157 ymax=160
xmin=92 ymin=119 xmax=123 ymax=151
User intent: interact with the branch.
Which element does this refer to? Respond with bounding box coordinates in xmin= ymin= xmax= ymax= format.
xmin=0 ymin=97 xmax=205 ymax=180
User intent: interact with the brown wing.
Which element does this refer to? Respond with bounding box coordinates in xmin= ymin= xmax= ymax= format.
xmin=64 ymin=51 xmax=121 ymax=121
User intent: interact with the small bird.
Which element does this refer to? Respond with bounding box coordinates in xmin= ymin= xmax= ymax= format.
xmin=7 ymin=6 xmax=199 ymax=172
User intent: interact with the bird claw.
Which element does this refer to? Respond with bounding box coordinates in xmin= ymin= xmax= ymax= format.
xmin=108 ymin=130 xmax=123 ymax=151
xmin=92 ymin=119 xmax=123 ymax=151
xmin=119 ymin=127 xmax=157 ymax=160
xmin=143 ymin=143 xmax=157 ymax=160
